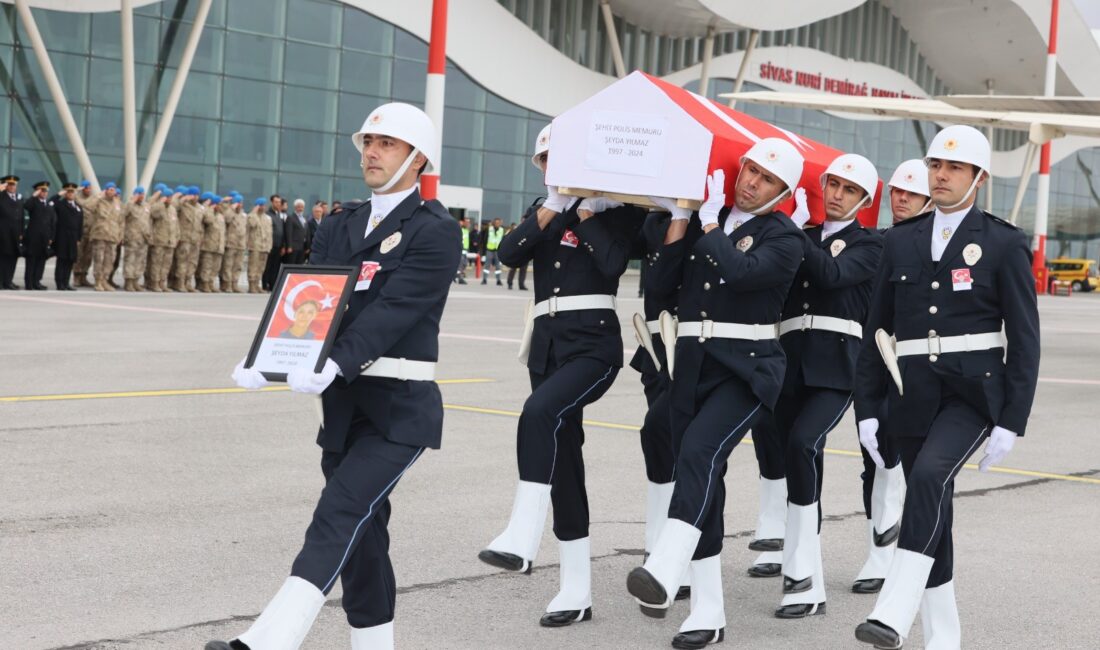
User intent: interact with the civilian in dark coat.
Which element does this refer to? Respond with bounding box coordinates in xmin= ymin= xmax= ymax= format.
xmin=262 ymin=194 xmax=286 ymax=290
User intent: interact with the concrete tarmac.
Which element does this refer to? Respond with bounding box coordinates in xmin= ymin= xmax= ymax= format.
xmin=2 ymin=274 xmax=1098 ymax=649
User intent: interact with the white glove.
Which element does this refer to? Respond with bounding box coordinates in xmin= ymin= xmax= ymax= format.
xmin=648 ymin=196 xmax=691 ymax=221
xmin=286 ymin=358 xmax=340 ymax=395
xmin=577 ymin=196 xmax=623 ymax=214
xmin=232 ymin=358 xmax=269 ymax=390
xmin=699 ymin=170 xmax=725 ymax=229
xmin=543 ymin=184 xmax=570 ymax=213
xmin=978 ymin=426 xmax=1017 ymax=472
xmin=790 ymin=187 xmax=811 ymax=228
xmin=858 ymin=418 xmax=885 ymax=469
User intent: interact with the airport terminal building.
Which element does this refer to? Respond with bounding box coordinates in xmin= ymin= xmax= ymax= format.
xmin=2 ymin=0 xmax=1100 ymax=258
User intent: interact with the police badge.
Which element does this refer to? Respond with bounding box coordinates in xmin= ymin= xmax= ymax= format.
xmin=830 ymin=239 xmax=846 ymax=257
xmin=737 ymin=235 xmax=753 ymax=252
xmin=380 ymin=231 xmax=402 ymax=254
xmin=963 ymin=243 xmax=982 ymax=266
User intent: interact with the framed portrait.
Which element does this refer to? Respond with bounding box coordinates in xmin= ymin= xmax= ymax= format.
xmin=244 ymin=264 xmax=358 ymax=381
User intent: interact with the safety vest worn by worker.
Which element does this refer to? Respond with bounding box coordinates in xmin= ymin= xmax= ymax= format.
xmin=461 ymin=227 xmax=470 ymax=251
xmin=487 ymin=226 xmax=504 ymax=251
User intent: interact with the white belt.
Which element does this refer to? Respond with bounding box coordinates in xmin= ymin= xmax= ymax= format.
xmin=360 ymin=356 xmax=436 ymax=381
xmin=533 ymin=294 xmax=617 ymax=318
xmin=779 ymin=315 xmax=863 ymax=338
xmin=646 ymin=319 xmax=660 ymax=335
xmin=677 ymin=320 xmax=779 ymax=341
xmin=895 ymin=332 xmax=1003 ymax=357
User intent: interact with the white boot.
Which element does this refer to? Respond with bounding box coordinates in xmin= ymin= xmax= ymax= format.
xmin=546 ymin=537 xmax=592 ymax=613
xmin=678 ymin=554 xmax=725 ymax=633
xmin=236 ymin=577 xmax=326 ymax=650
xmin=854 ymin=519 xmax=894 ymax=585
xmin=630 ymin=518 xmax=701 ymax=613
xmin=645 ymin=481 xmax=675 ymax=553
xmin=483 ymin=480 xmax=551 ymax=571
xmin=866 ymin=549 xmax=935 ymax=641
xmin=751 ymin=477 xmax=787 ymax=549
xmin=350 ymin=621 xmax=394 ymax=650
xmin=872 ymin=464 xmax=906 ymax=544
xmin=920 ymin=581 xmax=961 ymax=650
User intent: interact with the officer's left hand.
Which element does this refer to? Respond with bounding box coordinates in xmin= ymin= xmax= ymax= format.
xmin=577 ymin=197 xmax=623 ymax=221
xmin=232 ymin=358 xmax=269 ymax=390
xmin=790 ymin=187 xmax=811 ymax=228
xmin=978 ymin=426 xmax=1017 ymax=471
xmin=648 ymin=196 xmax=691 ymax=221
xmin=699 ymin=170 xmax=725 ymax=230
xmin=858 ymin=418 xmax=885 ymax=469
xmin=286 ymin=358 xmax=340 ymax=394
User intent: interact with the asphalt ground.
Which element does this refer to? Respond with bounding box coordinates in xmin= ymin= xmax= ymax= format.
xmin=2 ymin=263 xmax=1099 ymax=649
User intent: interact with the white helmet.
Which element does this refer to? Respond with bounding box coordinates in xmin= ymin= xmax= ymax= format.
xmin=531 ymin=124 xmax=551 ymax=169
xmin=820 ymin=153 xmax=878 ymax=203
xmin=888 ymin=158 xmax=930 ymax=197
xmin=739 ymin=137 xmax=805 ymax=214
xmin=924 ymin=125 xmax=990 ymax=174
xmin=352 ymin=102 xmax=438 ymax=175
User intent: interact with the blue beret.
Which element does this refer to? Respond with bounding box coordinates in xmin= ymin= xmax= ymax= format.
xmin=103 ymin=182 xmax=117 ymax=190
xmin=254 ymin=197 xmax=267 ymax=206
xmin=174 ymin=185 xmax=188 ymax=194
xmin=187 ymin=186 xmax=201 ymax=196
xmin=133 ymin=186 xmax=145 ymax=194
xmin=79 ymin=180 xmax=91 ymax=188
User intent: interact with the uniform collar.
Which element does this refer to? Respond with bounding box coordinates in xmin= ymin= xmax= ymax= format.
xmin=370 ymin=185 xmax=417 ymax=219
xmin=820 ymin=218 xmax=855 ymax=241
xmin=723 ymin=206 xmax=756 ymax=235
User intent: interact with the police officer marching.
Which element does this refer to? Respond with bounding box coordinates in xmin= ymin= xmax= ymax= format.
xmin=853 ymin=125 xmax=1040 ymax=649
xmin=478 ymin=124 xmax=642 ymax=628
xmin=628 ymin=138 xmax=806 ymax=649
xmin=766 ymin=154 xmax=884 ymax=620
xmin=851 ymin=158 xmax=932 ymax=595
xmin=210 ymin=101 xmax=459 ymax=650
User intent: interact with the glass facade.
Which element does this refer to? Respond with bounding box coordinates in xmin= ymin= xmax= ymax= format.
xmin=0 ymin=0 xmax=550 ymax=221
xmin=0 ymin=1 xmax=1098 ymax=251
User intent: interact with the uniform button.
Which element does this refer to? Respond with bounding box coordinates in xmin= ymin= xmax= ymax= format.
xmin=599 ymin=320 xmax=605 ymax=325
xmin=553 ymin=287 xmax=560 ymax=294
xmin=749 ymin=352 xmax=756 ymax=357
xmin=901 ymin=274 xmax=907 ymax=281
xmin=802 ymin=303 xmax=809 ymax=309
xmin=689 ymin=254 xmax=695 ymax=260
xmin=929 ymin=354 xmax=938 ymax=362
xmin=929 ymin=329 xmax=937 ymax=336
xmin=698 ymin=336 xmax=705 ymax=343
xmin=985 ymin=372 xmax=991 ymax=377
xmin=554 ymin=261 xmax=560 ymax=269
xmin=929 ymin=306 xmax=938 ymax=314
xmin=931 ymin=281 xmax=940 ymax=290
xmin=802 ymin=281 xmax=809 ymax=288
xmin=703 ymin=282 xmax=711 ymax=290
xmin=700 ymin=311 xmax=707 ymax=318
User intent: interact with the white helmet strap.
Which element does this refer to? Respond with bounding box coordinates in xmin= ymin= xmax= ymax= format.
xmin=837 ymin=192 xmax=870 ymax=222
xmin=374 ymin=148 xmax=421 ymax=194
xmin=735 ymin=164 xmax=793 ymax=216
xmin=938 ymin=170 xmax=983 ymax=211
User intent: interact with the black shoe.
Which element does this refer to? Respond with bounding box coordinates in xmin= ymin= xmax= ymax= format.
xmin=783 ymin=575 xmax=812 ymax=594
xmin=496 ymin=280 xmax=503 ymax=286
xmin=851 ymin=578 xmax=884 ymax=594
xmin=24 ymin=284 xmax=34 ymax=290
xmin=8 ymin=283 xmax=20 ymax=290
xmin=747 ymin=562 xmax=782 ymax=578
xmin=675 ymin=585 xmax=691 ymax=601
xmin=626 ymin=566 xmax=669 ymax=618
xmin=672 ymin=628 xmax=724 ymax=649
xmin=855 ymin=620 xmax=902 ymax=648
xmin=204 ymin=641 xmax=249 ymax=650
xmin=748 ymin=538 xmax=783 ymax=552
xmin=481 ymin=279 xmax=487 ymax=285
xmin=539 ymin=607 xmax=592 ymax=627
xmin=66 ymin=286 xmax=78 ymax=291
xmin=458 ymin=277 xmax=467 ymax=285
xmin=874 ymin=523 xmax=901 ymax=547
xmin=519 ymin=285 xmax=528 ymax=290
xmin=775 ymin=602 xmax=826 ymax=619
xmin=34 ymin=283 xmax=48 ymax=290
xmin=507 ymin=284 xmax=513 ymax=290
xmin=477 ymin=549 xmax=531 ymax=573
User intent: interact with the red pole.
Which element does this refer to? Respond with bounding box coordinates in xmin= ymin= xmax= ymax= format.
xmin=421 ymin=0 xmax=448 ymax=201
xmin=1033 ymin=0 xmax=1059 ymax=294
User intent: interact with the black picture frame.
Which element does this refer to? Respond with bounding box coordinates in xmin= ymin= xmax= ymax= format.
xmin=244 ymin=264 xmax=358 ymax=382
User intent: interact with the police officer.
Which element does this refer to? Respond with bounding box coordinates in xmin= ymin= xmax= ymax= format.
xmin=209 ymin=102 xmax=459 ymax=650
xmin=764 ymin=154 xmax=884 ymax=620
xmin=481 ymin=217 xmax=505 ymax=285
xmin=52 ymin=182 xmax=83 ymax=291
xmin=21 ymin=181 xmax=56 ymax=290
xmin=0 ymin=174 xmax=22 ymax=289
xmin=851 ymin=158 xmax=932 ymax=594
xmin=245 ymin=198 xmax=272 ymax=293
xmin=478 ymin=125 xmax=641 ymax=628
xmin=85 ymin=182 xmax=123 ymax=292
xmin=121 ymin=186 xmax=152 ymax=292
xmin=627 ymin=138 xmax=805 ymax=649
xmin=853 ymin=125 xmax=1040 ymax=649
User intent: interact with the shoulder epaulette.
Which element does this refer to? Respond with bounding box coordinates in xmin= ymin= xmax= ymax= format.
xmin=422 ymin=198 xmax=452 ymax=220
xmin=892 ymin=211 xmax=933 ymax=228
xmin=982 ymin=211 xmax=1022 ymax=230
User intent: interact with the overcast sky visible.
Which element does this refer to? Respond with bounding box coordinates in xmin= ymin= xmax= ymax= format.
xmin=1073 ymin=0 xmax=1100 ymax=28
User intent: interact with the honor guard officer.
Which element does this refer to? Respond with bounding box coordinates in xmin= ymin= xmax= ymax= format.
xmin=628 ymin=138 xmax=805 ymax=649
xmin=764 ymin=154 xmax=884 ymax=619
xmin=52 ymin=182 xmax=83 ymax=291
xmin=22 ymin=181 xmax=57 ymax=290
xmin=851 ymin=158 xmax=932 ymax=595
xmin=210 ymin=102 xmax=459 ymax=650
xmin=0 ymin=175 xmax=22 ymax=289
xmin=853 ymin=125 xmax=1040 ymax=650
xmin=479 ymin=125 xmax=642 ymax=628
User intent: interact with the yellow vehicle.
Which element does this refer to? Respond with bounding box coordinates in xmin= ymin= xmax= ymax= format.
xmin=1047 ymin=258 xmax=1098 ymax=292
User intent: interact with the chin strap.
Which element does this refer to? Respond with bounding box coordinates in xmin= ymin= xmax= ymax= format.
xmin=917 ymin=197 xmax=932 ymax=214
xmin=837 ymin=193 xmax=871 ymax=221
xmin=936 ymin=172 xmax=983 ymax=211
xmin=374 ymin=148 xmax=421 ymax=194
xmin=735 ymin=165 xmax=794 ymax=216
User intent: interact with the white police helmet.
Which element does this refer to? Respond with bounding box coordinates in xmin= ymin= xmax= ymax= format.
xmin=888 ymin=158 xmax=931 ymax=197
xmin=352 ymin=102 xmax=438 ymax=176
xmin=924 ymin=125 xmax=990 ymax=174
xmin=739 ymin=137 xmax=805 ymax=214
xmin=820 ymin=153 xmax=878 ymax=219
xmin=531 ymin=124 xmax=551 ymax=169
